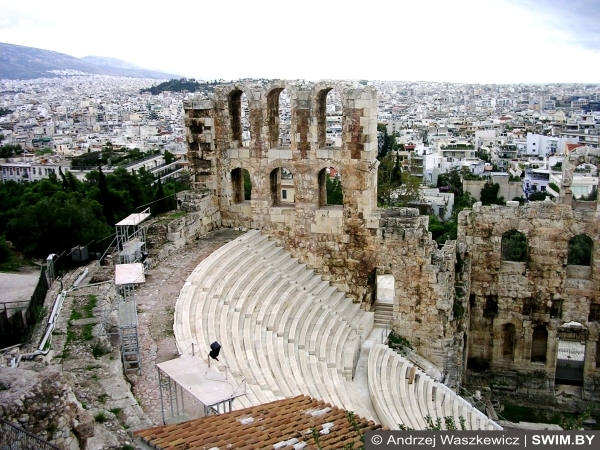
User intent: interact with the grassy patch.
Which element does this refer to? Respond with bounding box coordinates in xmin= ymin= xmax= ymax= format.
xmin=388 ymin=331 xmax=413 ymax=350
xmin=170 ymin=211 xmax=187 ymax=219
xmin=82 ymin=324 xmax=94 ymax=341
xmin=98 ymin=393 xmax=109 ymax=403
xmin=91 ymin=342 xmax=110 ymax=358
xmin=83 ymin=295 xmax=97 ymax=317
xmin=94 ymin=411 xmax=107 ymax=423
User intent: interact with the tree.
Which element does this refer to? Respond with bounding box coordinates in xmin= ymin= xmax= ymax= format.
xmin=326 ymin=176 xmax=343 ymax=205
xmin=394 ymin=171 xmax=422 ymax=206
xmin=568 ymin=235 xmax=593 ymax=266
xmin=6 ymin=194 xmax=111 ymax=258
xmin=97 ymin=167 xmax=115 ymax=226
xmin=480 ymin=182 xmax=505 ymax=205
xmin=377 ymin=153 xmax=402 ymax=206
xmin=0 ymin=144 xmax=23 ymax=158
xmin=437 ymin=168 xmax=463 ymax=196
xmin=502 ymin=230 xmax=527 ymax=262
xmin=164 ymin=150 xmax=175 ymax=165
xmin=528 ymin=191 xmax=551 ymax=201
xmin=153 ymin=178 xmax=168 ymax=214
xmin=243 ymin=170 xmax=252 ymax=200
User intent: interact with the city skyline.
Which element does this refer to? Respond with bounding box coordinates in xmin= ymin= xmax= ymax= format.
xmin=1 ymin=0 xmax=599 ymax=84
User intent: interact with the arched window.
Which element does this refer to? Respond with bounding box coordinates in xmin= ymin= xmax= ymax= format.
xmin=502 ymin=323 xmax=516 ymax=360
xmin=231 ymin=168 xmax=251 ymax=204
xmin=229 ymin=90 xmax=242 ymax=146
xmin=270 ymin=167 xmax=294 ymax=206
xmin=279 ymin=89 xmax=291 ymax=147
xmin=531 ymin=325 xmax=548 ymax=363
xmin=267 ymin=88 xmax=284 ymax=148
xmin=568 ymin=234 xmax=593 ymax=266
xmin=228 ymin=90 xmax=250 ymax=148
xmin=501 ymin=230 xmax=527 ymax=262
xmin=318 ymin=167 xmax=343 ymax=207
xmin=317 ymin=88 xmax=342 ymax=149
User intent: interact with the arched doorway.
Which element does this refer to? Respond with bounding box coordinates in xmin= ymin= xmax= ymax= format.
xmin=555 ymin=322 xmax=587 ymax=386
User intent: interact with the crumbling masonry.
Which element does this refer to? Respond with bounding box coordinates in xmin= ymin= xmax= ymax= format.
xmin=180 ymin=80 xmax=600 ymax=402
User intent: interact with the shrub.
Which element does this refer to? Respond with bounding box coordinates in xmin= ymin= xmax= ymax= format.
xmin=388 ymin=331 xmax=413 ymax=350
xmin=94 ymin=411 xmax=107 ymax=423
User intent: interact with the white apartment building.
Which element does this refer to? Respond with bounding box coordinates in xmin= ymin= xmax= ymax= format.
xmin=525 ymin=133 xmax=579 ymax=156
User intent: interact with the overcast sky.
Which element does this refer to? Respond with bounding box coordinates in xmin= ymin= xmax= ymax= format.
xmin=1 ymin=0 xmax=599 ymax=83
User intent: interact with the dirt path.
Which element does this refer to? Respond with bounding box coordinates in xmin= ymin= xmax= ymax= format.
xmin=127 ymin=229 xmax=244 ymax=425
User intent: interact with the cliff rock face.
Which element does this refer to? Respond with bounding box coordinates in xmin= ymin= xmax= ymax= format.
xmin=0 ymin=364 xmax=94 ymax=449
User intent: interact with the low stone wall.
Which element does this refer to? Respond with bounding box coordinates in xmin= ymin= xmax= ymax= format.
xmin=146 ymin=191 xmax=221 ymax=266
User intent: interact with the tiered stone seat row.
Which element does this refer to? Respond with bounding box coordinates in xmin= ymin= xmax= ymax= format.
xmin=174 ymin=230 xmax=374 ymax=413
xmin=368 ymin=342 xmax=501 ymax=430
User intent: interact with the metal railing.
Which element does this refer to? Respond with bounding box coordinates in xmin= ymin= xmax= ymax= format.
xmin=0 ymin=418 xmax=60 ymax=450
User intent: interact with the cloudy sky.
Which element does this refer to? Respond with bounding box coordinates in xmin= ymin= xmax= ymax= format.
xmin=1 ymin=0 xmax=599 ymax=83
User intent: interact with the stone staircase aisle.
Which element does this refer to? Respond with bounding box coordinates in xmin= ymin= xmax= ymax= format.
xmin=374 ymin=274 xmax=394 ymax=326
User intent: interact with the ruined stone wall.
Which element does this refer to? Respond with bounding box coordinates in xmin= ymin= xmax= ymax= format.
xmin=146 ymin=191 xmax=221 ymax=265
xmin=184 ymin=80 xmax=381 ymax=303
xmin=377 ymin=209 xmax=464 ymax=381
xmin=458 ymin=201 xmax=600 ymax=400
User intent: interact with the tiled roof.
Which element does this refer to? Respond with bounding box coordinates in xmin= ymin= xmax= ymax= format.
xmin=134 ymin=395 xmax=385 ymax=449
xmin=566 ymin=143 xmax=584 ymax=152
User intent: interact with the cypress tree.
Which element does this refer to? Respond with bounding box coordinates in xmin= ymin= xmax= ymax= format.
xmin=98 ymin=166 xmax=115 ymax=226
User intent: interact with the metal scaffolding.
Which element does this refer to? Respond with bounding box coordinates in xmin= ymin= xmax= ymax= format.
xmin=118 ymin=300 xmax=141 ymax=374
xmin=115 ymin=208 xmax=151 ymax=271
xmin=114 ymin=263 xmax=146 ymax=374
xmin=155 ymin=355 xmax=247 ymax=425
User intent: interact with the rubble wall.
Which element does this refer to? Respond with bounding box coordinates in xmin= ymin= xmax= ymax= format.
xmin=377 ymin=209 xmax=464 ymax=381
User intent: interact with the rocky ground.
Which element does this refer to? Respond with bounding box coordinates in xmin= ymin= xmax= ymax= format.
xmin=0 ymin=227 xmax=243 ymax=449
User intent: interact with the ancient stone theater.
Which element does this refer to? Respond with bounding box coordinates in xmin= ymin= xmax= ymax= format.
xmin=175 ymin=80 xmax=599 ymax=422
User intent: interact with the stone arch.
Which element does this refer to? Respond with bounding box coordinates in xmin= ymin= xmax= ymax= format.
xmin=227 ymin=88 xmax=244 ymax=147
xmin=531 ymin=324 xmax=548 ymax=363
xmin=311 ymin=82 xmax=345 ymax=149
xmin=269 ymin=166 xmax=295 ymax=206
xmin=318 ymin=166 xmax=343 ymax=208
xmin=501 ymin=323 xmax=516 ymax=360
xmin=262 ymin=81 xmax=295 ymax=150
xmin=501 ymin=229 xmax=527 ymax=262
xmin=231 ymin=167 xmax=251 ymax=204
xmin=567 ymin=234 xmax=593 ymax=266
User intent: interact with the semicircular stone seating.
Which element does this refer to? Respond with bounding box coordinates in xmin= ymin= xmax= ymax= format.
xmin=174 ymin=230 xmax=374 ymax=413
xmin=368 ymin=341 xmax=502 ymax=430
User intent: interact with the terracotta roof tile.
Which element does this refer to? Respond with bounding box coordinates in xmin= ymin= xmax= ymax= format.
xmin=134 ymin=395 xmax=385 ymax=449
